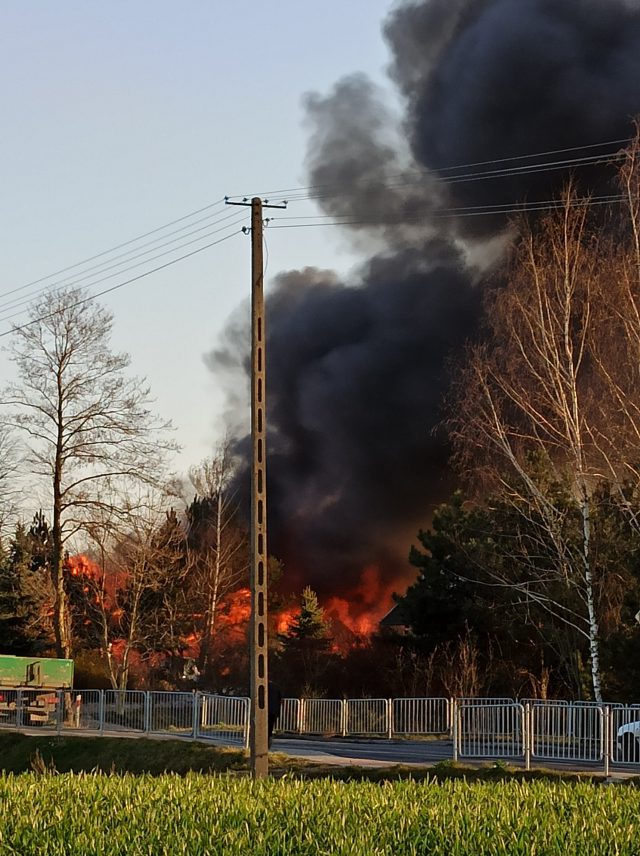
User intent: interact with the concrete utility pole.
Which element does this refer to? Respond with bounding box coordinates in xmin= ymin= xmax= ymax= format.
xmin=249 ymin=197 xmax=269 ymax=777
xmin=225 ymin=194 xmax=286 ymax=779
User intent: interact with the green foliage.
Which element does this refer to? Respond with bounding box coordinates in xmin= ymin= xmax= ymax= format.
xmin=402 ymin=484 xmax=640 ymax=700
xmin=286 ymin=586 xmax=331 ymax=642
xmin=0 ymin=515 xmax=53 ymax=655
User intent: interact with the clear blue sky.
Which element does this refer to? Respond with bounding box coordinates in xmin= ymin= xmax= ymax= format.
xmin=0 ymin=0 xmax=395 ymax=475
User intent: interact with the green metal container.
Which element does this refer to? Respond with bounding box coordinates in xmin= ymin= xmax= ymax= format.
xmin=0 ymin=655 xmax=74 ymax=689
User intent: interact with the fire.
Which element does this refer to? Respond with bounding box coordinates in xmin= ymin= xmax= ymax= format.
xmin=275 ymin=607 xmax=297 ymax=635
xmin=211 ymin=566 xmax=400 ymax=648
xmin=180 ymin=632 xmax=200 ymax=659
xmin=324 ymin=565 xmax=399 ymax=638
xmin=218 ymin=587 xmax=252 ymax=627
xmin=65 ymin=554 xmax=102 ymax=579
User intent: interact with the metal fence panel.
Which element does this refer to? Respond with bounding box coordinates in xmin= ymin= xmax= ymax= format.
xmin=196 ymin=694 xmax=249 ymax=747
xmin=149 ymin=692 xmax=195 ymax=737
xmin=102 ymin=690 xmax=147 ymax=733
xmin=276 ymin=698 xmax=301 ymax=734
xmin=302 ymin=699 xmax=344 ymax=736
xmin=611 ymin=706 xmax=640 ymax=765
xmin=0 ymin=688 xmax=19 ymax=729
xmin=392 ymin=698 xmax=449 ymax=735
xmin=59 ymin=690 xmax=102 ymax=732
xmin=9 ymin=688 xmax=640 ymax=770
xmin=531 ymin=702 xmax=603 ymax=762
xmin=458 ymin=701 xmax=524 ymax=758
xmin=345 ymin=699 xmax=388 ymax=736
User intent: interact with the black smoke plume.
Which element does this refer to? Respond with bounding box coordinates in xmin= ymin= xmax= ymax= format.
xmin=209 ymin=0 xmax=640 ymax=605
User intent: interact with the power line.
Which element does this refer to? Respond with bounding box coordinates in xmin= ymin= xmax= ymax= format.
xmin=0 ymin=210 xmax=249 ymax=319
xmin=1 ymin=198 xmax=228 ymax=303
xmin=226 ymin=137 xmax=631 ymax=201
xmin=4 ymin=134 xmax=633 ymax=331
xmin=270 ymin=192 xmax=625 ymax=220
xmin=0 ymin=229 xmax=243 ymax=338
xmin=274 ymin=153 xmax=625 ymax=206
xmin=264 ymin=193 xmax=627 ymax=230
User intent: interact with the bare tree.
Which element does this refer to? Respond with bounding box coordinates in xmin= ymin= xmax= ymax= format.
xmin=450 ymin=189 xmax=610 ymax=700
xmin=0 ymin=428 xmax=18 ymax=539
xmin=83 ymin=493 xmax=185 ymax=693
xmin=587 ymin=127 xmax=640 ymax=530
xmin=186 ymin=439 xmax=248 ymax=679
xmin=4 ymin=286 xmax=176 ymax=658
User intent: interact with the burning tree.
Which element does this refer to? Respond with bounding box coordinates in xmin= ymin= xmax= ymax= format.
xmin=4 ymin=286 xmax=176 ymax=659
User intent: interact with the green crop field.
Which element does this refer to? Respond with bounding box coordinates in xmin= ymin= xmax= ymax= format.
xmin=0 ymin=774 xmax=639 ymax=855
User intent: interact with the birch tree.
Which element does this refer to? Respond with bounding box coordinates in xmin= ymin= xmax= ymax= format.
xmin=4 ymin=286 xmax=176 ymax=658
xmin=588 ymin=128 xmax=640 ymax=527
xmin=450 ymin=190 xmax=610 ymax=700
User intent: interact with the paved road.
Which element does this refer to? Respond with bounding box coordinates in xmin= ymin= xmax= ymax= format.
xmin=274 ymin=737 xmax=451 ymax=767
xmin=272 ymin=736 xmax=640 ymax=777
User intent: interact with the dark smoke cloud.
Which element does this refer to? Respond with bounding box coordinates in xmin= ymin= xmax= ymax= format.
xmin=385 ymin=0 xmax=640 ymax=232
xmin=209 ymin=0 xmax=640 ymax=603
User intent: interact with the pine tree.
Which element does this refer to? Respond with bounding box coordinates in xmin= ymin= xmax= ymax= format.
xmin=0 ymin=518 xmax=53 ymax=654
xmin=287 ymin=587 xmax=331 ymax=642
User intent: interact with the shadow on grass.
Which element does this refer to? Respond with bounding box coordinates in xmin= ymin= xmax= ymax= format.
xmin=3 ymin=734 xmax=638 ymax=787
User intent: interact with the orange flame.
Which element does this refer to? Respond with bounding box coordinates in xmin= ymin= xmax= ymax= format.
xmin=275 ymin=607 xmax=297 ymax=635
xmin=325 ymin=565 xmax=398 ymax=637
xmin=64 ymin=554 xmax=102 ymax=580
xmin=218 ymin=587 xmax=252 ymax=627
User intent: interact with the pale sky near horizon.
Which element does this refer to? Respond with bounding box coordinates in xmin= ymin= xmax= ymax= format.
xmin=0 ymin=1 xmax=396 ymax=486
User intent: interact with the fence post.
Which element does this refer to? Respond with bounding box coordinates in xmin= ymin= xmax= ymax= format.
xmin=56 ymin=690 xmax=62 ymax=735
xmin=524 ymin=703 xmax=531 ymax=771
xmin=341 ymin=699 xmax=347 ymax=738
xmin=387 ymin=699 xmax=393 ymax=740
xmin=298 ymin=698 xmax=305 ymax=734
xmin=244 ymin=697 xmax=251 ymax=750
xmin=99 ymin=690 xmax=105 ymax=735
xmin=452 ymin=699 xmax=458 ymax=762
xmin=16 ymin=689 xmax=22 ymax=729
xmin=448 ymin=698 xmax=454 ymax=738
xmin=603 ymin=706 xmax=610 ymax=777
xmin=192 ymin=692 xmax=199 ymax=741
xmin=144 ymin=692 xmax=151 ymax=733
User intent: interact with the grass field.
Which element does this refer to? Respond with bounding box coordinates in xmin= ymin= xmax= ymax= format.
xmin=1 ymin=734 xmax=639 ymax=855
xmin=1 ymin=772 xmax=640 ymax=855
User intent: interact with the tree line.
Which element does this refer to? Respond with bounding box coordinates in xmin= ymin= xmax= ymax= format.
xmin=0 ymin=285 xmax=390 ymax=698
xmin=3 ymin=132 xmax=640 ymax=702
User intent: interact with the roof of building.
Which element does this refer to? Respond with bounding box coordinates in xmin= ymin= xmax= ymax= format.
xmin=378 ymin=600 xmax=412 ymax=629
